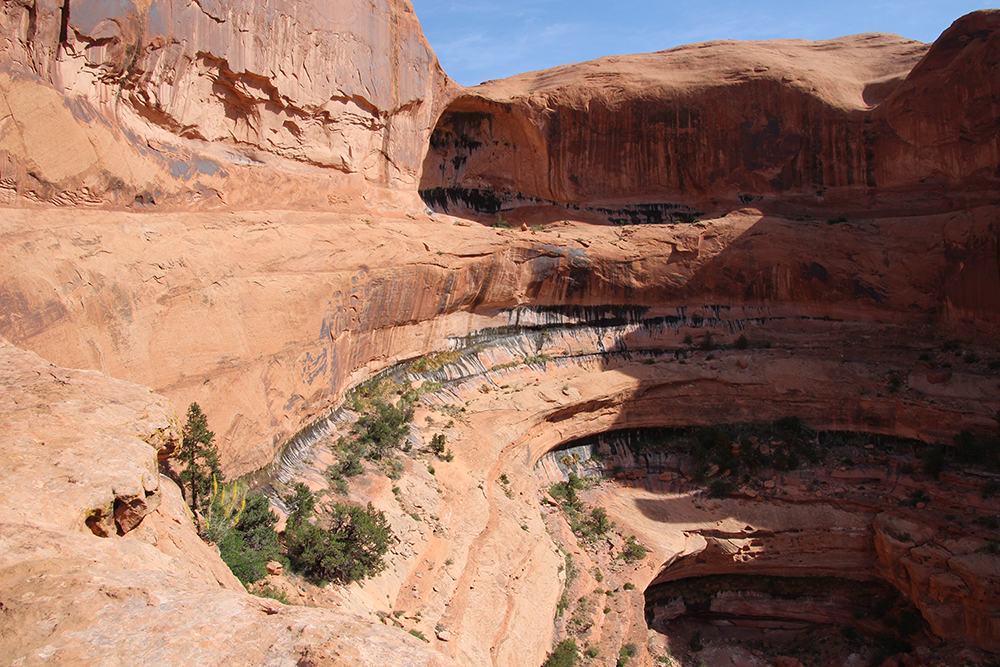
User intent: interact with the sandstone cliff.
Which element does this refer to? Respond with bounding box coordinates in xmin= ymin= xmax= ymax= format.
xmin=0 ymin=0 xmax=454 ymax=206
xmin=421 ymin=11 xmax=1000 ymax=217
xmin=0 ymin=3 xmax=999 ymax=666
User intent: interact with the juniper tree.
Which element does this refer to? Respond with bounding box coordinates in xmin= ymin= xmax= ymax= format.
xmin=178 ymin=402 xmax=223 ymax=522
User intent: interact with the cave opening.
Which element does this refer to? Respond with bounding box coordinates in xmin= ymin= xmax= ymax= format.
xmin=533 ymin=423 xmax=985 ymax=667
xmin=644 ymin=574 xmax=927 ymax=667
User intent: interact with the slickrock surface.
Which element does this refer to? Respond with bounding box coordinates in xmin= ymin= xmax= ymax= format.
xmin=0 ymin=339 xmax=458 ymax=667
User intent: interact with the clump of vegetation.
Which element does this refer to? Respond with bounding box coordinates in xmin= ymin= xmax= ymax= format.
xmin=217 ymin=490 xmax=285 ymax=585
xmin=429 ymin=432 xmax=453 ymax=460
xmin=735 ymin=334 xmax=749 ymax=350
xmin=616 ymin=642 xmax=638 ymax=667
xmin=543 ymin=638 xmax=579 ymax=667
xmin=283 ymin=483 xmax=392 ymax=585
xmin=549 ymin=474 xmax=613 ymax=541
xmin=410 ymin=350 xmax=461 ymax=373
xmin=322 ymin=380 xmax=420 ymax=494
xmin=324 ymin=442 xmax=365 ymax=495
xmin=619 ymin=536 xmax=647 ymax=562
xmin=568 ymin=596 xmax=595 ymax=634
xmin=352 ymin=395 xmax=416 ymax=460
xmin=252 ymin=586 xmax=289 ymax=604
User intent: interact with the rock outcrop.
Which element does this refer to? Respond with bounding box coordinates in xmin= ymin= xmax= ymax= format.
xmin=421 ymin=11 xmax=1000 ymax=217
xmin=0 ymin=0 xmax=453 ymax=206
xmin=0 ymin=338 xmax=458 ymax=667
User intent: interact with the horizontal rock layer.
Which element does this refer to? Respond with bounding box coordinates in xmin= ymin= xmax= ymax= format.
xmin=1 ymin=205 xmax=997 ymax=477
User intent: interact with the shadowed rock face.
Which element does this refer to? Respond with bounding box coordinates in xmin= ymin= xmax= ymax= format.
xmin=421 ymin=11 xmax=1000 ymax=217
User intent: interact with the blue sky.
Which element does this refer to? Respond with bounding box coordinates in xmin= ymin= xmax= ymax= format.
xmin=409 ymin=1 xmax=997 ymax=86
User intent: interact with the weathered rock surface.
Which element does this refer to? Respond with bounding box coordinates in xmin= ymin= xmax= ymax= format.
xmin=421 ymin=11 xmax=1000 ymax=217
xmin=0 ymin=339 xmax=458 ymax=666
xmin=1 ymin=204 xmax=996 ymax=478
xmin=0 ymin=0 xmax=454 ymax=206
xmin=0 ymin=337 xmax=177 ymax=536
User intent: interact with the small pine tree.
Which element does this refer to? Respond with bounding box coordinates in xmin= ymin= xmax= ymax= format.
xmin=178 ymin=403 xmax=223 ymax=523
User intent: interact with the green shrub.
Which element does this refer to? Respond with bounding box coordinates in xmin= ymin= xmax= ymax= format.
xmin=616 ymin=642 xmax=638 ymax=667
xmin=218 ymin=492 xmax=283 ymax=585
xmin=353 ymin=398 xmax=415 ymax=460
xmin=543 ymin=638 xmax=578 ymax=667
xmin=619 ymin=536 xmax=646 ymax=563
xmin=284 ymin=484 xmax=392 ymax=585
xmin=252 ymin=586 xmax=289 ymax=604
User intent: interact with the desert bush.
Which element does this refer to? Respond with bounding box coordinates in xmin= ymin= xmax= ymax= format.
xmin=218 ymin=492 xmax=283 ymax=585
xmin=619 ymin=536 xmax=646 ymax=562
xmin=543 ymin=638 xmax=578 ymax=667
xmin=284 ymin=487 xmax=392 ymax=585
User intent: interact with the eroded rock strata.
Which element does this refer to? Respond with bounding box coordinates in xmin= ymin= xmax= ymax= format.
xmin=0 ymin=2 xmax=998 ymax=666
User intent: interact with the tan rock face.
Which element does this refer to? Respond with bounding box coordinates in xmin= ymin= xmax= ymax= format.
xmin=0 ymin=339 xmax=458 ymax=667
xmin=421 ymin=11 xmax=1000 ymax=216
xmin=0 ymin=0 xmax=454 ymax=205
xmin=0 ymin=337 xmax=177 ymax=536
xmin=1 ymin=2 xmax=999 ymax=664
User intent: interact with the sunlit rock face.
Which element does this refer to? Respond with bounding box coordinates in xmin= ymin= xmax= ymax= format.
xmin=421 ymin=11 xmax=1000 ymax=218
xmin=0 ymin=0 xmax=454 ymax=206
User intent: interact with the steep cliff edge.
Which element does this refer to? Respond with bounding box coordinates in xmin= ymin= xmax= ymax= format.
xmin=421 ymin=11 xmax=1000 ymax=217
xmin=0 ymin=0 xmax=454 ymax=206
xmin=1 ymin=4 xmax=999 ymax=666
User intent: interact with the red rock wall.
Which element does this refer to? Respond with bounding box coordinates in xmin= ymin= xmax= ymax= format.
xmin=421 ymin=11 xmax=1000 ymax=215
xmin=0 ymin=0 xmax=455 ymax=204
